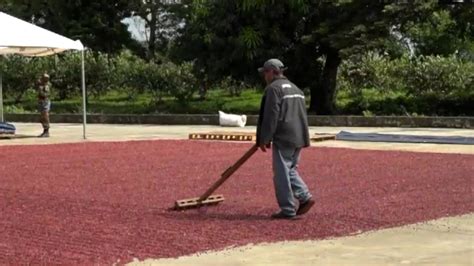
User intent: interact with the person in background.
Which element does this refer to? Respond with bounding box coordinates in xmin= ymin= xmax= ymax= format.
xmin=256 ymin=58 xmax=315 ymax=220
xmin=37 ymin=73 xmax=51 ymax=138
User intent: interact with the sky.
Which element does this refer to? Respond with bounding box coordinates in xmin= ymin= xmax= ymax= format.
xmin=123 ymin=17 xmax=147 ymax=43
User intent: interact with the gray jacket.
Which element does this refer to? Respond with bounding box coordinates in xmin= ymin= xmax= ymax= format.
xmin=256 ymin=77 xmax=310 ymax=148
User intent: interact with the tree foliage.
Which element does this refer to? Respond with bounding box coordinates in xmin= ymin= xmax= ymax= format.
xmin=173 ymin=0 xmax=473 ymax=114
xmin=128 ymin=0 xmax=191 ymax=60
xmin=1 ymin=0 xmax=472 ymax=115
xmin=174 ymin=1 xmax=396 ymax=114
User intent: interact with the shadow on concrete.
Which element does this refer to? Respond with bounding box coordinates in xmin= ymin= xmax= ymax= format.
xmin=0 ymin=134 xmax=38 ymax=140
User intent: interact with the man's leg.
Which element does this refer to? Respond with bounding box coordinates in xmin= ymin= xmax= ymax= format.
xmin=42 ymin=111 xmax=50 ymax=131
xmin=272 ymin=145 xmax=298 ymax=216
xmin=39 ymin=110 xmax=50 ymax=137
xmin=289 ymin=148 xmax=312 ymax=203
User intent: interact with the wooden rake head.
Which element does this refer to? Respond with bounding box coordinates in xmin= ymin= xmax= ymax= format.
xmin=173 ymin=194 xmax=225 ymax=210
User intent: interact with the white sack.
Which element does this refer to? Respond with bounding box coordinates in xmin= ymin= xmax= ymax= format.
xmin=218 ymin=111 xmax=247 ymax=127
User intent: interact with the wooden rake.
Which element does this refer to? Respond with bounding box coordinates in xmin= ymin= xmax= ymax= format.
xmin=173 ymin=144 xmax=258 ymax=210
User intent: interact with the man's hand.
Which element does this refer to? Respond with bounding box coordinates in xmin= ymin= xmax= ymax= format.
xmin=259 ymin=143 xmax=271 ymax=152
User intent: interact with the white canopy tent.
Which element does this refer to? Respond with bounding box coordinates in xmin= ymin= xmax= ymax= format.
xmin=0 ymin=11 xmax=87 ymax=139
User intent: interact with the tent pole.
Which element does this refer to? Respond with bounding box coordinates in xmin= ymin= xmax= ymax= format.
xmin=81 ymin=49 xmax=86 ymax=139
xmin=0 ymin=74 xmax=3 ymax=123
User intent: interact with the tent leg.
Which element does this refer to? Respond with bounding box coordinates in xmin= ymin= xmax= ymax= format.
xmin=81 ymin=50 xmax=86 ymax=139
xmin=0 ymin=74 xmax=3 ymax=123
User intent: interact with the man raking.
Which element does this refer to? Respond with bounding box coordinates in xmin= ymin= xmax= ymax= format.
xmin=257 ymin=58 xmax=315 ymax=220
xmin=173 ymin=59 xmax=315 ymax=215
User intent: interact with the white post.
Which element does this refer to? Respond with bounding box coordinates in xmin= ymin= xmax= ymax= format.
xmin=0 ymin=74 xmax=3 ymax=123
xmin=81 ymin=50 xmax=86 ymax=139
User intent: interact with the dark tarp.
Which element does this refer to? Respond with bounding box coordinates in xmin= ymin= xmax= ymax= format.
xmin=336 ymin=131 xmax=474 ymax=145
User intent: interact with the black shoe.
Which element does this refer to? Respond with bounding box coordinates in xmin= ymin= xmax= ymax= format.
xmin=271 ymin=211 xmax=301 ymax=220
xmin=38 ymin=131 xmax=50 ymax=138
xmin=296 ymin=199 xmax=315 ymax=216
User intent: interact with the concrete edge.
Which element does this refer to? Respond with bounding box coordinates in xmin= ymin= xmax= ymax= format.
xmin=3 ymin=113 xmax=473 ymax=128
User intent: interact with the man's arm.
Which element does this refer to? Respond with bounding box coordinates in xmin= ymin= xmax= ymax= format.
xmin=259 ymin=86 xmax=280 ymax=150
xmin=38 ymin=84 xmax=50 ymax=99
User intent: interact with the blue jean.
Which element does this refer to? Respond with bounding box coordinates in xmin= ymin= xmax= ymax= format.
xmin=272 ymin=145 xmax=312 ymax=216
xmin=38 ymin=100 xmax=51 ymax=129
xmin=38 ymin=100 xmax=51 ymax=112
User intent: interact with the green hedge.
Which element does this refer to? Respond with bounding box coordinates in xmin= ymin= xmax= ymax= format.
xmin=0 ymin=51 xmax=198 ymax=104
xmin=337 ymin=52 xmax=474 ymax=115
xmin=1 ymin=50 xmax=472 ymax=115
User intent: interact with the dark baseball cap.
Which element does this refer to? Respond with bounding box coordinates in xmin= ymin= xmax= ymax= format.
xmin=258 ymin=58 xmax=288 ymax=72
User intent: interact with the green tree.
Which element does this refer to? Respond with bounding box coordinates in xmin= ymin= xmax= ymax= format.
xmin=161 ymin=61 xmax=198 ymax=102
xmin=398 ymin=3 xmax=474 ymax=56
xmin=174 ymin=1 xmax=399 ymax=114
xmin=0 ymin=56 xmax=47 ymax=103
xmin=129 ymin=0 xmax=191 ymax=60
xmin=172 ymin=1 xmax=307 ymax=92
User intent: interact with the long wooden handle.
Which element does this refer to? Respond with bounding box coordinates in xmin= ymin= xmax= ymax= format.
xmin=198 ymin=144 xmax=258 ymax=202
